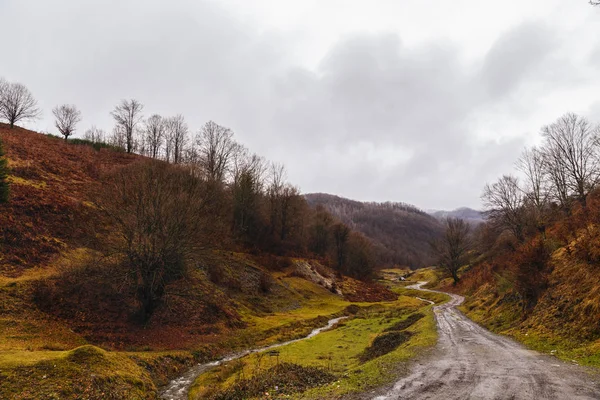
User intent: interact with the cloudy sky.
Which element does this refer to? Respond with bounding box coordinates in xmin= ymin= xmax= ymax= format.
xmin=1 ymin=0 xmax=599 ymax=210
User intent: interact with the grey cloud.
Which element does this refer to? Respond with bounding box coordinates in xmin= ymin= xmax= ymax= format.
xmin=480 ymin=22 xmax=557 ymax=99
xmin=0 ymin=1 xmax=596 ymax=209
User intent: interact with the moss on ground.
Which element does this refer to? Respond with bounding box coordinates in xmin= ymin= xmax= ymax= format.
xmin=189 ymin=294 xmax=438 ymax=399
xmin=0 ymin=346 xmax=155 ymax=400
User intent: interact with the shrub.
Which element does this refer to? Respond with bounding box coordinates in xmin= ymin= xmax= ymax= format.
xmin=359 ymin=331 xmax=412 ymax=363
xmin=383 ymin=313 xmax=424 ymax=332
xmin=207 ymin=363 xmax=336 ymax=400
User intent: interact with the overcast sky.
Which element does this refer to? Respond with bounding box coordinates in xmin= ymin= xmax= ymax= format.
xmin=1 ymin=0 xmax=599 ymax=210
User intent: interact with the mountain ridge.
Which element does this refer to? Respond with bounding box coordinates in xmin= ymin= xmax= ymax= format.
xmin=304 ymin=192 xmax=444 ymax=268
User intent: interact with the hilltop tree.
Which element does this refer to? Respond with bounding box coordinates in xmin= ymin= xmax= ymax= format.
xmin=517 ymin=147 xmax=549 ymax=236
xmin=144 ymin=114 xmax=165 ymax=159
xmin=482 ymin=175 xmax=527 ymax=242
xmin=0 ymin=82 xmax=40 ymax=128
xmin=110 ymin=99 xmax=143 ymax=153
xmin=52 ymin=104 xmax=82 ymax=141
xmin=540 ymin=113 xmax=600 ymax=207
xmin=196 ymin=121 xmax=238 ymax=183
xmin=0 ymin=137 xmax=9 ymax=203
xmin=84 ymin=126 xmax=106 ymax=144
xmin=165 ymin=115 xmax=188 ymax=164
xmin=431 ymin=217 xmax=471 ymax=284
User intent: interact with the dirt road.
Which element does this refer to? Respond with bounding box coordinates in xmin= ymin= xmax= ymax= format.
xmin=372 ymin=282 xmax=600 ymax=400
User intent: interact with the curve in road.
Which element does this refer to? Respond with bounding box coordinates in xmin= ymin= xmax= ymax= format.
xmin=374 ymin=282 xmax=600 ymax=400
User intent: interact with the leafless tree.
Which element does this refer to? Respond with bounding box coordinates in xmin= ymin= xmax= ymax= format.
xmin=268 ymin=163 xmax=286 ymax=235
xmin=84 ymin=126 xmax=106 ymax=144
xmin=517 ymin=147 xmax=549 ymax=235
xmin=540 ymin=113 xmax=600 ymax=207
xmin=144 ymin=114 xmax=165 ymax=159
xmin=165 ymin=115 xmax=188 ymax=164
xmin=431 ymin=217 xmax=470 ymax=284
xmin=110 ymin=99 xmax=143 ymax=153
xmin=232 ymin=150 xmax=267 ymax=238
xmin=52 ymin=104 xmax=82 ymax=141
xmin=98 ymin=161 xmax=208 ymax=321
xmin=482 ymin=174 xmax=526 ymax=241
xmin=109 ymin=126 xmax=127 ymax=150
xmin=0 ymin=82 xmax=41 ymax=128
xmin=196 ymin=121 xmax=238 ymax=183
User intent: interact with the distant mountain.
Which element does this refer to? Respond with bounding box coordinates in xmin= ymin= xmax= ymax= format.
xmin=304 ymin=193 xmax=444 ymax=269
xmin=429 ymin=207 xmax=485 ymax=225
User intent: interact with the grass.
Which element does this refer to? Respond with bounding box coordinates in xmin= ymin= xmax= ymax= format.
xmin=0 ymin=346 xmax=155 ymax=400
xmin=189 ymin=291 xmax=438 ymax=399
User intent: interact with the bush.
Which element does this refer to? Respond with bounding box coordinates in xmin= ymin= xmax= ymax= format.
xmin=383 ymin=313 xmax=424 ymax=332
xmin=359 ymin=331 xmax=412 ymax=363
xmin=207 ymin=363 xmax=336 ymax=400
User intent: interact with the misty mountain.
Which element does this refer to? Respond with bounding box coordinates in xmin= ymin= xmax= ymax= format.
xmin=429 ymin=207 xmax=485 ymax=225
xmin=305 ymin=193 xmax=444 ymax=269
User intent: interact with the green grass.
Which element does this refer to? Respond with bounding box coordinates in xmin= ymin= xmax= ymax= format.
xmin=189 ymin=294 xmax=438 ymax=399
xmin=0 ymin=346 xmax=155 ymax=400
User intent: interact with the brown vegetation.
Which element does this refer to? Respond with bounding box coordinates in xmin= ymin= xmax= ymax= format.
xmin=305 ymin=193 xmax=444 ymax=268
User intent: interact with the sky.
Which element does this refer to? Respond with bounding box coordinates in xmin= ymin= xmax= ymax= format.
xmin=1 ymin=0 xmax=599 ymax=210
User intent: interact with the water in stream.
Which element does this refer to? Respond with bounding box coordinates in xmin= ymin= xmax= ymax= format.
xmin=160 ymin=316 xmax=348 ymax=400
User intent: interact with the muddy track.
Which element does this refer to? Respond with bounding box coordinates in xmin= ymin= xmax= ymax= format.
xmin=371 ymin=282 xmax=600 ymax=400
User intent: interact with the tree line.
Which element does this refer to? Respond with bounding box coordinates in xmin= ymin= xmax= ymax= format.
xmin=431 ymin=113 xmax=600 ymax=290
xmin=0 ymin=77 xmax=378 ymax=321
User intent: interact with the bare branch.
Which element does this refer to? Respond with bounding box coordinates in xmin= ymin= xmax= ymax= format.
xmin=52 ymin=104 xmax=82 ymax=141
xmin=0 ymin=82 xmax=41 ymax=128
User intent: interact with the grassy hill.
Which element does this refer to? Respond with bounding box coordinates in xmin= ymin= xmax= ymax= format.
xmin=305 ymin=193 xmax=444 ymax=268
xmin=451 ymin=197 xmax=600 ymax=368
xmin=0 ymin=125 xmax=439 ymax=399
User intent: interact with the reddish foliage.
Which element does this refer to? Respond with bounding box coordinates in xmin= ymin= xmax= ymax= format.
xmin=0 ymin=124 xmax=139 ymax=275
xmin=340 ymin=277 xmax=398 ymax=302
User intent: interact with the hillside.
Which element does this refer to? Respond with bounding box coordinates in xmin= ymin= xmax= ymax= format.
xmin=449 ymin=192 xmax=600 ymax=368
xmin=429 ymin=207 xmax=485 ymax=225
xmin=0 ymin=125 xmax=425 ymax=399
xmin=304 ymin=193 xmax=444 ymax=268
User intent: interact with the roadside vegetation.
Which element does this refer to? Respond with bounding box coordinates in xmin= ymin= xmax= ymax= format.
xmin=443 ymin=113 xmax=600 ymax=369
xmin=189 ymin=274 xmax=440 ymax=400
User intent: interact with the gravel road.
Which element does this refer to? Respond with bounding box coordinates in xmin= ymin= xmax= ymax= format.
xmin=372 ymin=282 xmax=600 ymax=400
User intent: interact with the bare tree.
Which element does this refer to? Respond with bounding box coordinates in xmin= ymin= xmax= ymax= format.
xmin=98 ymin=161 xmax=207 ymax=321
xmin=144 ymin=114 xmax=165 ymax=159
xmin=84 ymin=126 xmax=106 ymax=144
xmin=110 ymin=99 xmax=143 ymax=153
xmin=517 ymin=147 xmax=549 ymax=235
xmin=52 ymin=104 xmax=82 ymax=141
xmin=0 ymin=82 xmax=41 ymax=128
xmin=196 ymin=121 xmax=238 ymax=183
xmin=165 ymin=115 xmax=188 ymax=164
xmin=109 ymin=126 xmax=127 ymax=150
xmin=268 ymin=162 xmax=286 ymax=235
xmin=541 ymin=113 xmax=600 ymax=206
xmin=482 ymin=175 xmax=526 ymax=241
xmin=431 ymin=217 xmax=470 ymax=284
xmin=232 ymin=150 xmax=267 ymax=239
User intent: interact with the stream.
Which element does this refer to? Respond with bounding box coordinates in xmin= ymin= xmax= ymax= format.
xmin=159 ymin=316 xmax=348 ymax=400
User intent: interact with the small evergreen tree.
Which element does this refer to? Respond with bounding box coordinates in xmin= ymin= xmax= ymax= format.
xmin=0 ymin=137 xmax=9 ymax=203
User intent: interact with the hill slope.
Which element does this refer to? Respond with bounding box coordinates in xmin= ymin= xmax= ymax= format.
xmin=305 ymin=193 xmax=444 ymax=268
xmin=430 ymin=207 xmax=485 ymax=225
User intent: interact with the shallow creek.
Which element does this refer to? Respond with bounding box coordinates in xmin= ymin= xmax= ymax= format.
xmin=159 ymin=316 xmax=348 ymax=400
